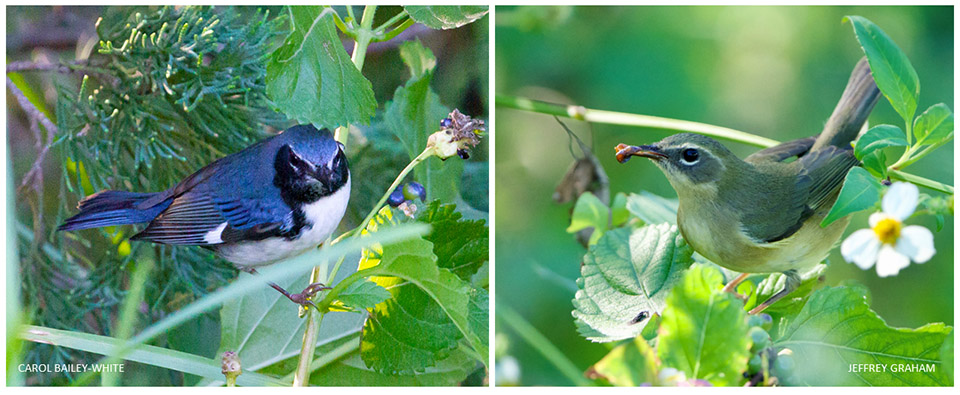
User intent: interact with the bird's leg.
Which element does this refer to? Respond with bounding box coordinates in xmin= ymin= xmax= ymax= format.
xmin=748 ymin=270 xmax=800 ymax=315
xmin=242 ymin=268 xmax=331 ymax=309
xmin=722 ymin=273 xmax=750 ymax=300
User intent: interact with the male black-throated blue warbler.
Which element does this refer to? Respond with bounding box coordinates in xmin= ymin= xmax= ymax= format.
xmin=616 ymin=58 xmax=880 ymax=314
xmin=58 ymin=124 xmax=350 ymax=307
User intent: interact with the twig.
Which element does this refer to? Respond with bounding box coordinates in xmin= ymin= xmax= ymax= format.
xmin=7 ymin=60 xmax=119 ymax=86
xmin=7 ymin=76 xmax=58 ymax=195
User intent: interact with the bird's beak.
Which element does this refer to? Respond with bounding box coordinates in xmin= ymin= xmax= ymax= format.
xmin=615 ymin=144 xmax=667 ymax=163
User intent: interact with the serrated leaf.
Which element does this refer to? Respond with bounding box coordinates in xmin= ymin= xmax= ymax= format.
xmin=657 ymin=264 xmax=751 ymax=386
xmin=567 ymin=192 xmax=610 ymax=245
xmin=854 ymin=125 xmax=908 ymax=160
xmin=384 ymin=43 xmax=460 ymax=202
xmin=337 ymin=279 xmax=392 ymax=311
xmin=821 ymin=167 xmax=882 ymax=227
xmin=845 ymin=15 xmax=920 ymax=123
xmin=360 ymin=237 xmax=487 ymax=371
xmin=589 ymin=336 xmax=658 ymax=386
xmin=914 ymin=103 xmax=954 ymax=146
xmin=572 ymin=223 xmax=695 ymax=342
xmin=417 ymin=200 xmax=489 ymax=280
xmin=404 ymin=6 xmax=489 ymax=30
xmin=468 ymin=286 xmax=489 ymax=353
xmin=362 ymin=286 xmax=462 ymax=373
xmin=399 ymin=39 xmax=437 ymax=79
xmin=266 ymin=6 xmax=376 ymax=128
xmin=611 ymin=192 xmax=629 ymax=226
xmin=625 ymin=191 xmax=678 ymax=225
xmin=775 ymin=286 xmax=953 ymax=386
xmin=314 ymin=343 xmax=478 ymax=385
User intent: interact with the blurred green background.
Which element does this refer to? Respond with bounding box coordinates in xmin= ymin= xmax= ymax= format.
xmin=495 ymin=6 xmax=953 ymax=386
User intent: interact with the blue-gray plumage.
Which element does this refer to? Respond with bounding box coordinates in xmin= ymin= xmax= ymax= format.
xmin=59 ymin=124 xmax=350 ymax=306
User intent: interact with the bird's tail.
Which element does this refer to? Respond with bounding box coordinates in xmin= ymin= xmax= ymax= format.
xmin=58 ymin=190 xmax=167 ymax=231
xmin=812 ymin=57 xmax=882 ymax=151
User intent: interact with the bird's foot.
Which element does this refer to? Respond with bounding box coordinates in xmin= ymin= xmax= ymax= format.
xmin=286 ymin=282 xmax=332 ymax=310
xmin=722 ymin=273 xmax=750 ymax=301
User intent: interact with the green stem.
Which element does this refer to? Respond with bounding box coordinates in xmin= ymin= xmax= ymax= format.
xmin=327 ymin=7 xmax=353 ymax=38
xmin=375 ymin=18 xmax=415 ymax=43
xmin=296 ymin=7 xmax=378 ymax=384
xmin=497 ymin=302 xmax=594 ymax=386
xmin=500 ymin=94 xmax=954 ymax=194
xmin=334 ymin=6 xmax=376 ymax=145
xmin=496 ymin=94 xmax=779 ymax=148
xmin=350 ymin=6 xmax=377 ymax=72
xmin=888 ymin=170 xmax=953 ymax=194
xmin=892 ymin=139 xmax=948 ymax=170
xmin=293 ymin=291 xmax=323 ymax=387
xmin=357 ymin=149 xmax=432 ymax=234
xmin=101 ymin=259 xmax=154 ymax=386
xmin=281 ymin=334 xmax=361 ymax=383
xmin=373 ymin=9 xmax=408 ymax=35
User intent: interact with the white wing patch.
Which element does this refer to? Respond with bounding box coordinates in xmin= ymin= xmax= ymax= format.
xmin=204 ymin=222 xmax=229 ymax=244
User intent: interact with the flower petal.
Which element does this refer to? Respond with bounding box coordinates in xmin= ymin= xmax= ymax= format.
xmin=841 ymin=229 xmax=880 ymax=270
xmin=882 ymin=182 xmax=918 ymax=220
xmin=868 ymin=212 xmax=887 ymax=228
xmin=876 ymin=245 xmax=910 ymax=277
xmin=897 ymin=225 xmax=936 ymax=263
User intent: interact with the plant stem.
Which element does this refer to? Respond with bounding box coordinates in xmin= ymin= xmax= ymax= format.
xmin=293 ymin=289 xmax=324 ymax=387
xmin=888 ymin=170 xmax=954 ymax=194
xmin=496 ymin=94 xmax=779 ymax=148
xmin=374 ymin=9 xmax=408 ymax=35
xmin=101 ymin=259 xmax=154 ymax=386
xmin=375 ymin=18 xmax=415 ymax=43
xmin=497 ymin=302 xmax=594 ymax=386
xmin=281 ymin=334 xmax=361 ymax=382
xmin=358 ymin=149 xmax=432 ymax=234
xmin=500 ymin=94 xmax=953 ymax=194
xmin=296 ymin=7 xmax=378 ymax=385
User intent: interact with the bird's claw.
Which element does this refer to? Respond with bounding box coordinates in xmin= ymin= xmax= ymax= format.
xmin=289 ymin=282 xmax=331 ymax=310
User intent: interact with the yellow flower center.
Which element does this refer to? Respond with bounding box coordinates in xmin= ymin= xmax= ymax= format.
xmin=873 ymin=217 xmax=901 ymax=245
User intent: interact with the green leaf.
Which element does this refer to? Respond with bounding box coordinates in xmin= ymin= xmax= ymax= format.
xmin=399 ymin=39 xmax=437 ymax=79
xmin=821 ymin=167 xmax=882 ymax=227
xmin=337 ymin=279 xmax=392 ymax=311
xmin=775 ymin=286 xmax=953 ymax=386
xmin=19 ymin=325 xmax=285 ymax=386
xmin=360 ymin=237 xmax=487 ymax=371
xmin=854 ymin=125 xmax=908 ymax=160
xmin=417 ymin=200 xmax=489 ymax=280
xmin=567 ymin=192 xmax=610 ymax=245
xmin=218 ymin=270 xmax=366 ymax=375
xmin=861 ymin=149 xmax=888 ymax=179
xmin=743 ymin=264 xmax=826 ymax=317
xmin=611 ymin=192 xmax=630 ymax=226
xmin=119 ymin=224 xmax=428 ymax=365
xmin=384 ymin=43 xmax=460 ymax=202
xmin=914 ymin=103 xmax=954 ymax=146
xmin=941 ymin=333 xmax=954 ymax=382
xmin=404 ymin=6 xmax=489 ymax=30
xmin=572 ymin=223 xmax=695 ymax=342
xmin=266 ymin=6 xmax=376 ymax=129
xmin=625 ymin=191 xmax=678 ymax=225
xmin=657 ymin=264 xmax=751 ymax=386
xmin=589 ymin=336 xmax=658 ymax=386
xmin=313 ymin=344 xmax=478 ymax=385
xmin=845 ymin=15 xmax=920 ymax=123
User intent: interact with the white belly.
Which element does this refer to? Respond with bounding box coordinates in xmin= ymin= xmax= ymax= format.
xmin=217 ymin=176 xmax=351 ymax=268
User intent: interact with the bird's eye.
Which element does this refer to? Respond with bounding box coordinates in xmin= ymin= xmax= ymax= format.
xmin=680 ymin=148 xmax=700 ymax=164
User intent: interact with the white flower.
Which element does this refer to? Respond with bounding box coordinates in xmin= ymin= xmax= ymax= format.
xmin=840 ymin=182 xmax=935 ymax=277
